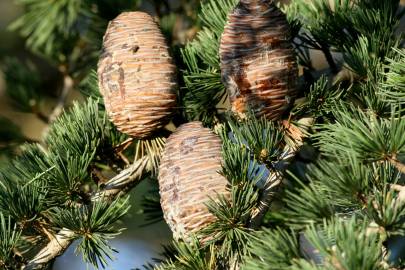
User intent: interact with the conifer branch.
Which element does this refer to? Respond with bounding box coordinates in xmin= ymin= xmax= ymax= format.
xmin=248 ymin=146 xmax=295 ymax=229
xmin=24 ymin=156 xmax=150 ymax=269
xmin=93 ymin=156 xmax=150 ymax=200
xmin=24 ymin=229 xmax=75 ymax=270
xmin=319 ymin=42 xmax=338 ymax=74
xmin=4 ymin=0 xmax=404 ymax=269
xmin=249 ymin=119 xmax=310 ymax=228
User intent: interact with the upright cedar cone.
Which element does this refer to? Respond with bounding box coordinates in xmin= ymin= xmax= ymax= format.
xmin=220 ymin=0 xmax=298 ymax=120
xmin=98 ymin=12 xmax=177 ymax=138
xmin=158 ymin=122 xmax=229 ymax=240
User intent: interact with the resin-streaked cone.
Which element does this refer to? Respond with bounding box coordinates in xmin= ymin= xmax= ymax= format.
xmin=220 ymin=0 xmax=298 ymax=120
xmin=98 ymin=12 xmax=177 ymax=138
xmin=158 ymin=122 xmax=229 ymax=240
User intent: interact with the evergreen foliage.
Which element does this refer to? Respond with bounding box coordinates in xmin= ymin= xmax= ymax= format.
xmin=49 ymin=197 xmax=130 ymax=268
xmin=0 ymin=0 xmax=404 ymax=269
xmin=315 ymin=104 xmax=405 ymax=162
xmin=382 ymin=48 xmax=405 ymax=101
xmin=1 ymin=58 xmax=42 ymax=113
xmin=302 ymin=218 xmax=385 ymax=270
xmin=242 ymin=228 xmax=301 ymax=270
xmin=0 ymin=214 xmax=22 ymax=269
xmin=180 ymin=0 xmax=238 ymax=124
xmin=9 ymin=0 xmax=93 ymax=57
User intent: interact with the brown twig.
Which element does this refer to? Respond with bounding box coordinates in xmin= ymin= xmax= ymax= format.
xmin=48 ymin=74 xmax=74 ymax=124
xmin=23 ymin=156 xmax=150 ymax=270
xmin=40 ymin=73 xmax=75 ymax=139
xmin=114 ymin=138 xmax=135 ymax=165
xmin=90 ymin=166 xmax=110 ymax=185
xmin=114 ymin=138 xmax=134 ymax=153
xmin=32 ymin=110 xmax=50 ymax=124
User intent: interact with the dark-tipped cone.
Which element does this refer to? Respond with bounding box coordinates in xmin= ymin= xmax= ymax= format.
xmin=220 ymin=0 xmax=298 ymax=120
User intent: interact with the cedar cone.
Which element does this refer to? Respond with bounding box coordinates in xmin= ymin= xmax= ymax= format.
xmin=220 ymin=0 xmax=298 ymax=120
xmin=98 ymin=12 xmax=177 ymax=138
xmin=158 ymin=122 xmax=229 ymax=240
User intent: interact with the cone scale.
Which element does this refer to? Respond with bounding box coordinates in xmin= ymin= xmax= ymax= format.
xmin=98 ymin=12 xmax=177 ymax=138
xmin=158 ymin=122 xmax=229 ymax=240
xmin=220 ymin=0 xmax=298 ymax=120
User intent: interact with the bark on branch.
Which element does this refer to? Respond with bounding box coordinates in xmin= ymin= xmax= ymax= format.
xmin=48 ymin=74 xmax=74 ymax=123
xmin=248 ymin=118 xmax=313 ymax=229
xmin=248 ymin=146 xmax=296 ymax=229
xmin=23 ymin=156 xmax=150 ymax=270
xmin=24 ymin=229 xmax=75 ymax=270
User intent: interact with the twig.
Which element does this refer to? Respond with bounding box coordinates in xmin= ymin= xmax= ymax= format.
xmin=33 ymin=110 xmax=50 ymax=124
xmin=24 ymin=229 xmax=75 ymax=270
xmin=248 ymin=146 xmax=296 ymax=229
xmin=114 ymin=138 xmax=134 ymax=153
xmin=40 ymin=73 xmax=75 ymax=139
xmin=48 ymin=74 xmax=74 ymax=124
xmin=23 ymin=156 xmax=150 ymax=270
xmin=248 ymin=118 xmax=313 ymax=228
xmin=93 ymin=156 xmax=149 ymax=200
xmin=114 ymin=138 xmax=135 ymax=165
xmin=319 ymin=42 xmax=338 ymax=74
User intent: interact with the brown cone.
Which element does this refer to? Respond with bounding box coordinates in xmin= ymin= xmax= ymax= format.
xmin=158 ymin=122 xmax=229 ymax=240
xmin=220 ymin=0 xmax=298 ymax=120
xmin=98 ymin=12 xmax=177 ymax=138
